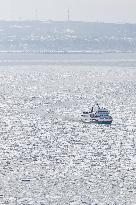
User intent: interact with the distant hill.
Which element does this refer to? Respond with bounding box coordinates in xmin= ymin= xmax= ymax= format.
xmin=0 ymin=21 xmax=136 ymax=53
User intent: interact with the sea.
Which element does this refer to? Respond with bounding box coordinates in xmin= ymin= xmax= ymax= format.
xmin=0 ymin=53 xmax=135 ymax=205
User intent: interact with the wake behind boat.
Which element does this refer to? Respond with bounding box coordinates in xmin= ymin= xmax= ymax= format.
xmin=81 ymin=103 xmax=113 ymax=124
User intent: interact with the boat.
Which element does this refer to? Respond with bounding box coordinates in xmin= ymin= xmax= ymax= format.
xmin=81 ymin=103 xmax=113 ymax=124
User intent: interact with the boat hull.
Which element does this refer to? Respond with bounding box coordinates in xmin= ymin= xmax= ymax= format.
xmin=97 ymin=121 xmax=112 ymax=124
xmin=81 ymin=119 xmax=112 ymax=124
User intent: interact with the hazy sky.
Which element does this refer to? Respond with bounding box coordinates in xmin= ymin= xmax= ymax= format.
xmin=0 ymin=0 xmax=136 ymax=23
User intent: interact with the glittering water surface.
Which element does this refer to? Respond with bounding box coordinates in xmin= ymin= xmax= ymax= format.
xmin=0 ymin=56 xmax=136 ymax=205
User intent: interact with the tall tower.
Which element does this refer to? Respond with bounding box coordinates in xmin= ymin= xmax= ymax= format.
xmin=67 ymin=8 xmax=70 ymax=21
xmin=35 ymin=9 xmax=38 ymax=20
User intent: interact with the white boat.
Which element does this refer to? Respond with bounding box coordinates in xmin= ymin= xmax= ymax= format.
xmin=81 ymin=104 xmax=113 ymax=124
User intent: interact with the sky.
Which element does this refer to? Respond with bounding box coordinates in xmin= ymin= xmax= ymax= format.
xmin=0 ymin=0 xmax=136 ymax=23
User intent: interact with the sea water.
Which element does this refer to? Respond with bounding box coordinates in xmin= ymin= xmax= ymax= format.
xmin=0 ymin=53 xmax=135 ymax=205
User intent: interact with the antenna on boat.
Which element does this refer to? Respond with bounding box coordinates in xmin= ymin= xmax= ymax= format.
xmin=96 ymin=103 xmax=100 ymax=108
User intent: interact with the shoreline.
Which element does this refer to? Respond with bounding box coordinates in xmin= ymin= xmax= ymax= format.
xmin=0 ymin=51 xmax=136 ymax=55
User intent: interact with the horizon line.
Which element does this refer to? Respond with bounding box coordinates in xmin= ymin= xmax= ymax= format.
xmin=0 ymin=19 xmax=136 ymax=25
